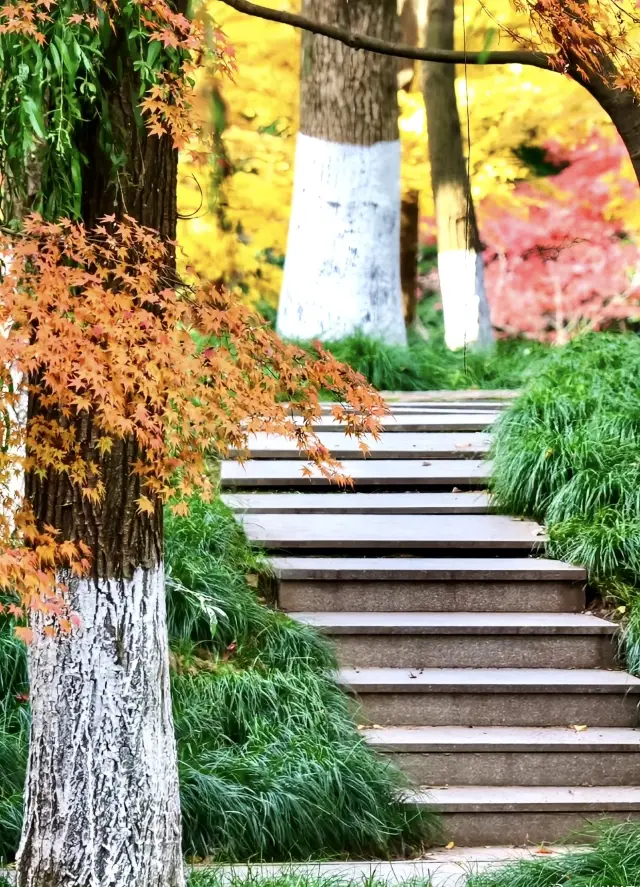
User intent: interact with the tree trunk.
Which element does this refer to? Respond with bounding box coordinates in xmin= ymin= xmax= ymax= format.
xmin=400 ymin=190 xmax=419 ymax=326
xmin=398 ymin=0 xmax=426 ymax=329
xmin=423 ymin=0 xmax=493 ymax=351
xmin=16 ymin=35 xmax=184 ymax=887
xmin=277 ymin=0 xmax=407 ymax=345
xmin=572 ymin=64 xmax=640 ymax=188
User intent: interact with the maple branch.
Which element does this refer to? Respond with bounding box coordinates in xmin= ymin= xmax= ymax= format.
xmin=218 ymin=0 xmax=554 ymax=71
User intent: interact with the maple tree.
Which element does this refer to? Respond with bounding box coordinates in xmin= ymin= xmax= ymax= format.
xmin=483 ymin=134 xmax=640 ymax=339
xmin=0 ymin=0 xmax=384 ymax=885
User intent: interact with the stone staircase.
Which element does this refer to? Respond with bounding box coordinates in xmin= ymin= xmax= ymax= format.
xmin=221 ymin=392 xmax=640 ymax=847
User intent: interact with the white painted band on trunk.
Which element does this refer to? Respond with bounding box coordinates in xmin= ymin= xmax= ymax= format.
xmin=437 ymin=249 xmax=494 ymax=351
xmin=1 ymin=313 xmax=26 ymax=528
xmin=277 ymin=134 xmax=407 ymax=346
xmin=18 ymin=563 xmax=184 ymax=887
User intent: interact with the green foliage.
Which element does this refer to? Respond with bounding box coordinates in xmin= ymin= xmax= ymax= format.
xmin=0 ymin=619 xmax=29 ymax=861
xmin=0 ymin=497 xmax=434 ymax=862
xmin=0 ymin=0 xmax=194 ymax=223
xmin=315 ymin=326 xmax=550 ymax=393
xmin=467 ymin=821 xmax=640 ymax=887
xmin=490 ymin=333 xmax=640 ymax=668
xmin=166 ymin=497 xmax=434 ymax=861
xmin=189 ymin=871 xmax=431 ymax=887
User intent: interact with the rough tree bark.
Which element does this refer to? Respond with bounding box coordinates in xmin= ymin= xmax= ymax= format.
xmin=16 ymin=31 xmax=184 ymax=887
xmin=424 ymin=0 xmax=493 ymax=351
xmin=397 ymin=0 xmax=426 ymax=328
xmin=277 ymin=0 xmax=407 ymax=345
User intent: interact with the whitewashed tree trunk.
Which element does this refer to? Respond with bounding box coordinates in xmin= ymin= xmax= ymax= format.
xmin=278 ymin=135 xmax=406 ymax=344
xmin=17 ymin=563 xmax=184 ymax=887
xmin=424 ymin=0 xmax=494 ymax=351
xmin=277 ymin=0 xmax=407 ymax=347
xmin=438 ymin=249 xmax=493 ymax=351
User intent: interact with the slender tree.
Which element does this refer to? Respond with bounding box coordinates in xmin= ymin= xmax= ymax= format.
xmin=398 ymin=0 xmax=426 ymax=329
xmin=0 ymin=4 xmax=383 ymax=885
xmin=424 ymin=0 xmax=493 ymax=350
xmin=277 ymin=0 xmax=407 ymax=345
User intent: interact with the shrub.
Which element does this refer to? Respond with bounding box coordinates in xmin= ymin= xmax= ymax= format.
xmin=490 ymin=333 xmax=640 ymax=668
xmin=0 ymin=497 xmax=435 ymax=862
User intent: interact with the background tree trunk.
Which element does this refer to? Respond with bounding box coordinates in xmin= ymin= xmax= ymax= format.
xmin=400 ymin=189 xmax=419 ymax=326
xmin=423 ymin=0 xmax=493 ymax=351
xmin=398 ymin=0 xmax=426 ymax=329
xmin=16 ymin=35 xmax=184 ymax=887
xmin=277 ymin=0 xmax=407 ymax=345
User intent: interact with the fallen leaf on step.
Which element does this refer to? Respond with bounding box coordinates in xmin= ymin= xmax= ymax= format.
xmin=357 ymin=725 xmax=365 ymax=731
xmin=371 ymin=724 xmax=383 ymax=729
xmin=617 ymin=605 xmax=627 ymax=614
xmin=454 ymin=443 xmax=472 ymax=449
xmin=569 ymin=724 xmax=588 ymax=732
xmin=536 ymin=847 xmax=553 ymax=855
xmin=452 ymin=487 xmax=461 ymax=493
xmin=445 ymin=842 xmax=455 ymax=850
xmin=422 ymin=461 xmax=432 ymax=467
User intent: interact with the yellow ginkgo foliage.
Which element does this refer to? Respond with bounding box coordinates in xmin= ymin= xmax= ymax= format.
xmin=178 ymin=0 xmax=640 ymax=305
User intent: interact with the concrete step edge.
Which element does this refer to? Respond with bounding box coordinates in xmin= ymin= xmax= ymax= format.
xmin=292 ymin=612 xmax=616 ymax=636
xmin=363 ymin=725 xmax=640 ymax=752
xmin=271 ymin=556 xmax=586 ymax=581
xmin=339 ymin=667 xmax=640 ymax=694
xmin=408 ymin=785 xmax=640 ymax=812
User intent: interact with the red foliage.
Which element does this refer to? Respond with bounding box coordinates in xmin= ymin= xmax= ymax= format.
xmin=481 ymin=134 xmax=640 ymax=340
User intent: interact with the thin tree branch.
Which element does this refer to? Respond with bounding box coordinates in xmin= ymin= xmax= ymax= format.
xmin=218 ymin=0 xmax=554 ymax=71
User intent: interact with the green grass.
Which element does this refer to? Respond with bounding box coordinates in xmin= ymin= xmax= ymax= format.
xmin=190 ymin=871 xmax=431 ymax=887
xmin=490 ymin=332 xmax=640 ymax=669
xmin=0 ymin=497 xmax=435 ymax=862
xmin=467 ymin=821 xmax=640 ymax=887
xmin=318 ymin=328 xmax=550 ymax=392
xmin=301 ymin=294 xmax=552 ymax=393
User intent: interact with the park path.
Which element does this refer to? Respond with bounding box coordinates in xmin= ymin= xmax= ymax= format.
xmin=221 ymin=390 xmax=640 ymax=847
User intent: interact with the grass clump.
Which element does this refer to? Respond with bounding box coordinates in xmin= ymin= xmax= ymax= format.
xmin=467 ymin=821 xmax=640 ymax=887
xmin=0 ymin=622 xmax=29 ymax=861
xmin=313 ymin=298 xmax=551 ymax=393
xmin=0 ymin=496 xmax=434 ymax=862
xmin=190 ymin=871 xmax=430 ymax=887
xmin=167 ymin=497 xmax=433 ymax=861
xmin=490 ymin=333 xmax=640 ymax=668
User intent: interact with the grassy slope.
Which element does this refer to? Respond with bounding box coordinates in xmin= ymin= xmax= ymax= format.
xmin=0 ymin=497 xmax=434 ymax=863
xmin=490 ymin=332 xmax=640 ymax=667
xmin=467 ymin=822 xmax=640 ymax=887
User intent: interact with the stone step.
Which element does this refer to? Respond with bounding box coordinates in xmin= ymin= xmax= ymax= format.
xmin=239 ymin=513 xmax=544 ymax=551
xmin=381 ymin=390 xmax=517 ymax=403
xmin=316 ymin=399 xmax=510 ymax=412
xmin=239 ymin=431 xmax=491 ymax=460
xmin=291 ymin=612 xmax=616 ymax=669
xmin=275 ymin=555 xmax=585 ymax=613
xmin=291 ymin=414 xmax=499 ymax=432
xmin=364 ymin=725 xmax=640 ymax=787
xmin=410 ymin=786 xmax=640 ymax=845
xmin=220 ymin=458 xmax=491 ymax=489
xmin=340 ymin=667 xmax=640 ymax=727
xmin=272 ymin=556 xmax=585 ymax=581
xmin=223 ymin=491 xmax=492 ymax=515
xmin=208 ymin=850 xmax=563 ymax=887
